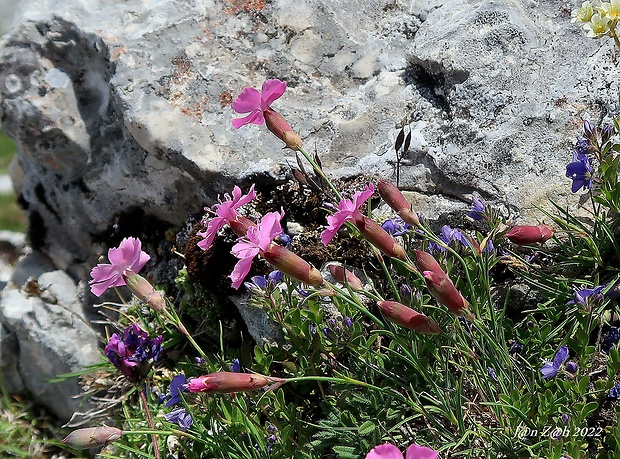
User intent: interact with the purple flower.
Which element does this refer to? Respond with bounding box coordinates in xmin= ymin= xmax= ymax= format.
xmin=381 ymin=217 xmax=410 ymax=236
xmin=467 ymin=195 xmax=486 ymax=221
xmin=165 ymin=374 xmax=187 ymax=407
xmin=541 ymin=345 xmax=569 ymax=379
xmin=573 ymin=136 xmax=590 ymax=159
xmin=509 ymin=341 xmax=524 ymax=355
xmin=164 ymin=407 xmax=193 ymax=431
xmin=566 ymin=156 xmax=593 ymax=193
xmin=488 ymin=367 xmax=498 ymax=381
xmin=609 ymin=383 xmax=620 ymax=398
xmin=568 ymin=285 xmax=605 ymax=308
xmin=244 ymin=270 xmax=283 ymax=292
xmin=276 ymin=233 xmax=293 ymax=246
xmin=561 ymin=413 xmax=570 ymax=424
xmin=565 ymin=361 xmax=578 ymax=374
xmin=584 ymin=120 xmax=596 ymax=139
xmin=602 ymin=327 xmax=620 ymax=354
xmin=344 ymin=316 xmax=354 ymax=328
xmin=105 ymin=323 xmax=163 ymax=383
xmin=230 ymin=358 xmax=241 ymax=373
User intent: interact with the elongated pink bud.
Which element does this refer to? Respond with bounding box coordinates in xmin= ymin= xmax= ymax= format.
xmin=124 ymin=271 xmax=166 ymax=311
xmin=355 ymin=215 xmax=407 ymax=260
xmin=187 ymin=372 xmax=285 ymax=394
xmin=505 ymin=224 xmax=555 ymax=245
xmin=413 ymin=250 xmax=443 ymax=275
xmin=262 ymin=244 xmax=324 ymax=286
xmin=264 ymin=109 xmax=302 ymax=150
xmin=377 ymin=301 xmax=441 ymax=334
xmin=423 ymin=270 xmax=472 ymax=319
xmin=62 ymin=426 xmax=123 ymax=450
xmin=230 ymin=215 xmax=255 ymax=238
xmin=377 ymin=179 xmax=420 ymax=226
xmin=328 ymin=264 xmax=363 ymax=290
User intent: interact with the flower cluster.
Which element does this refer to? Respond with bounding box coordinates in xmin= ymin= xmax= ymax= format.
xmin=572 ymin=1 xmax=620 ymax=42
xmin=105 ymin=323 xmax=163 ymax=383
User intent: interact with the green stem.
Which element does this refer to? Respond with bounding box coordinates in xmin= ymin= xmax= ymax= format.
xmin=297 ymin=146 xmax=343 ymax=201
xmin=139 ymin=387 xmax=162 ymax=459
xmin=165 ymin=307 xmax=208 ymax=361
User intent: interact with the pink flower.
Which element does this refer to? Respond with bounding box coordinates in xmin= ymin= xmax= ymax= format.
xmin=197 ymin=185 xmax=257 ymax=251
xmin=321 ymin=183 xmax=406 ymax=259
xmin=89 ymin=237 xmax=150 ymax=297
xmin=321 ymin=184 xmax=376 ymax=245
xmin=232 ymin=79 xmax=287 ymax=128
xmin=366 ymin=443 xmax=438 ymax=459
xmin=187 ymin=371 xmax=285 ymax=394
xmin=232 ymin=79 xmax=302 ymax=149
xmin=230 ymin=211 xmax=285 ymax=289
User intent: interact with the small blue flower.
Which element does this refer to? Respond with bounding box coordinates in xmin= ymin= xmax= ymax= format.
xmin=381 ymin=217 xmax=410 ymax=236
xmin=568 ymin=285 xmax=605 ymax=308
xmin=344 ymin=316 xmax=353 ymax=328
xmin=488 ymin=367 xmax=498 ymax=381
xmin=230 ymin=358 xmax=241 ymax=373
xmin=602 ymin=327 xmax=620 ymax=354
xmin=509 ymin=341 xmax=523 ymax=355
xmin=561 ymin=413 xmax=570 ymax=424
xmin=566 ymin=156 xmax=593 ymax=193
xmin=573 ymin=136 xmax=590 ymax=159
xmin=565 ymin=361 xmax=578 ymax=374
xmin=165 ymin=374 xmax=188 ymax=408
xmin=164 ymin=407 xmax=193 ymax=431
xmin=276 ymin=233 xmax=293 ymax=246
xmin=467 ymin=195 xmax=486 ymax=221
xmin=541 ymin=345 xmax=569 ymax=379
xmin=244 ymin=270 xmax=283 ymax=292
xmin=609 ymin=383 xmax=620 ymax=398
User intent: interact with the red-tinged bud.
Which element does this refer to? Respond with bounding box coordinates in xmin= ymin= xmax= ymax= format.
xmin=505 ymin=224 xmax=555 ymax=245
xmin=264 ymin=108 xmax=302 ymax=151
xmin=230 ymin=215 xmax=255 ymax=238
xmin=328 ymin=264 xmax=363 ymax=290
xmin=376 ymin=301 xmax=442 ymax=334
xmin=355 ymin=215 xmax=407 ymax=260
xmin=423 ymin=270 xmax=472 ymax=318
xmin=124 ymin=272 xmax=166 ymax=311
xmin=62 ymin=426 xmax=123 ymax=450
xmin=262 ymin=244 xmax=324 ymax=287
xmin=377 ymin=179 xmax=420 ymax=226
xmin=413 ymin=250 xmax=443 ymax=276
xmin=187 ymin=372 xmax=285 ymax=394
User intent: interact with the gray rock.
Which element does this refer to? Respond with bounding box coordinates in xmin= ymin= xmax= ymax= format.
xmin=0 ymin=269 xmax=101 ymax=422
xmin=230 ymin=294 xmax=284 ymax=346
xmin=0 ymin=0 xmax=608 ymax=274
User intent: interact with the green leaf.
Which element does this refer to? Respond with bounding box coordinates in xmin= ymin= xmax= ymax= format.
xmin=358 ymin=420 xmax=376 ymax=435
xmin=332 ymin=446 xmax=359 ymax=459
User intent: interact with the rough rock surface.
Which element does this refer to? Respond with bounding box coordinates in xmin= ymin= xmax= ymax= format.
xmin=0 ymin=0 xmax=617 ymax=421
xmin=0 ymin=0 xmax=615 ymax=271
xmin=0 ymin=254 xmax=100 ymax=422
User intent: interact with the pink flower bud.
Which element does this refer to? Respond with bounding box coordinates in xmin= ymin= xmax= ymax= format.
xmin=505 ymin=224 xmax=555 ymax=245
xmin=377 ymin=179 xmax=420 ymax=226
xmin=187 ymin=372 xmax=285 ymax=394
xmin=62 ymin=426 xmax=123 ymax=450
xmin=264 ymin=109 xmax=302 ymax=150
xmin=124 ymin=271 xmax=166 ymax=311
xmin=328 ymin=264 xmax=363 ymax=290
xmin=423 ymin=270 xmax=472 ymax=319
xmin=229 ymin=215 xmax=256 ymax=238
xmin=355 ymin=215 xmax=407 ymax=260
xmin=376 ymin=301 xmax=441 ymax=334
xmin=413 ymin=250 xmax=443 ymax=275
xmin=262 ymin=244 xmax=324 ymax=287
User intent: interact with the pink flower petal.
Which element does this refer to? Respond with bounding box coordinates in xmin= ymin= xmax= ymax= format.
xmin=405 ymin=444 xmax=438 ymax=459
xmin=260 ymin=79 xmax=287 ymax=107
xmin=232 ymin=110 xmax=265 ymax=128
xmin=352 ymin=183 xmax=375 ymax=209
xmin=197 ymin=217 xmax=228 ymax=251
xmin=232 ymin=87 xmax=262 ymax=114
xmin=233 ymin=184 xmax=256 ymax=209
xmin=231 ymin=240 xmax=260 ymax=260
xmin=321 ymin=209 xmax=354 ymax=245
xmin=230 ymin=256 xmax=255 ymax=289
xmin=253 ymin=211 xmax=283 ymax=251
xmin=366 ymin=444 xmax=404 ymax=459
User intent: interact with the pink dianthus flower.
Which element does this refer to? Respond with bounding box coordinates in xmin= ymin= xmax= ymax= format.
xmin=197 ymin=184 xmax=257 ymax=251
xmin=89 ymin=237 xmax=150 ymax=297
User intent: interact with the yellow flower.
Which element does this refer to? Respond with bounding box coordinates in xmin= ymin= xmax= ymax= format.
xmin=584 ymin=13 xmax=611 ymax=37
xmin=600 ymin=0 xmax=620 ymax=20
xmin=572 ymin=1 xmax=594 ymax=22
